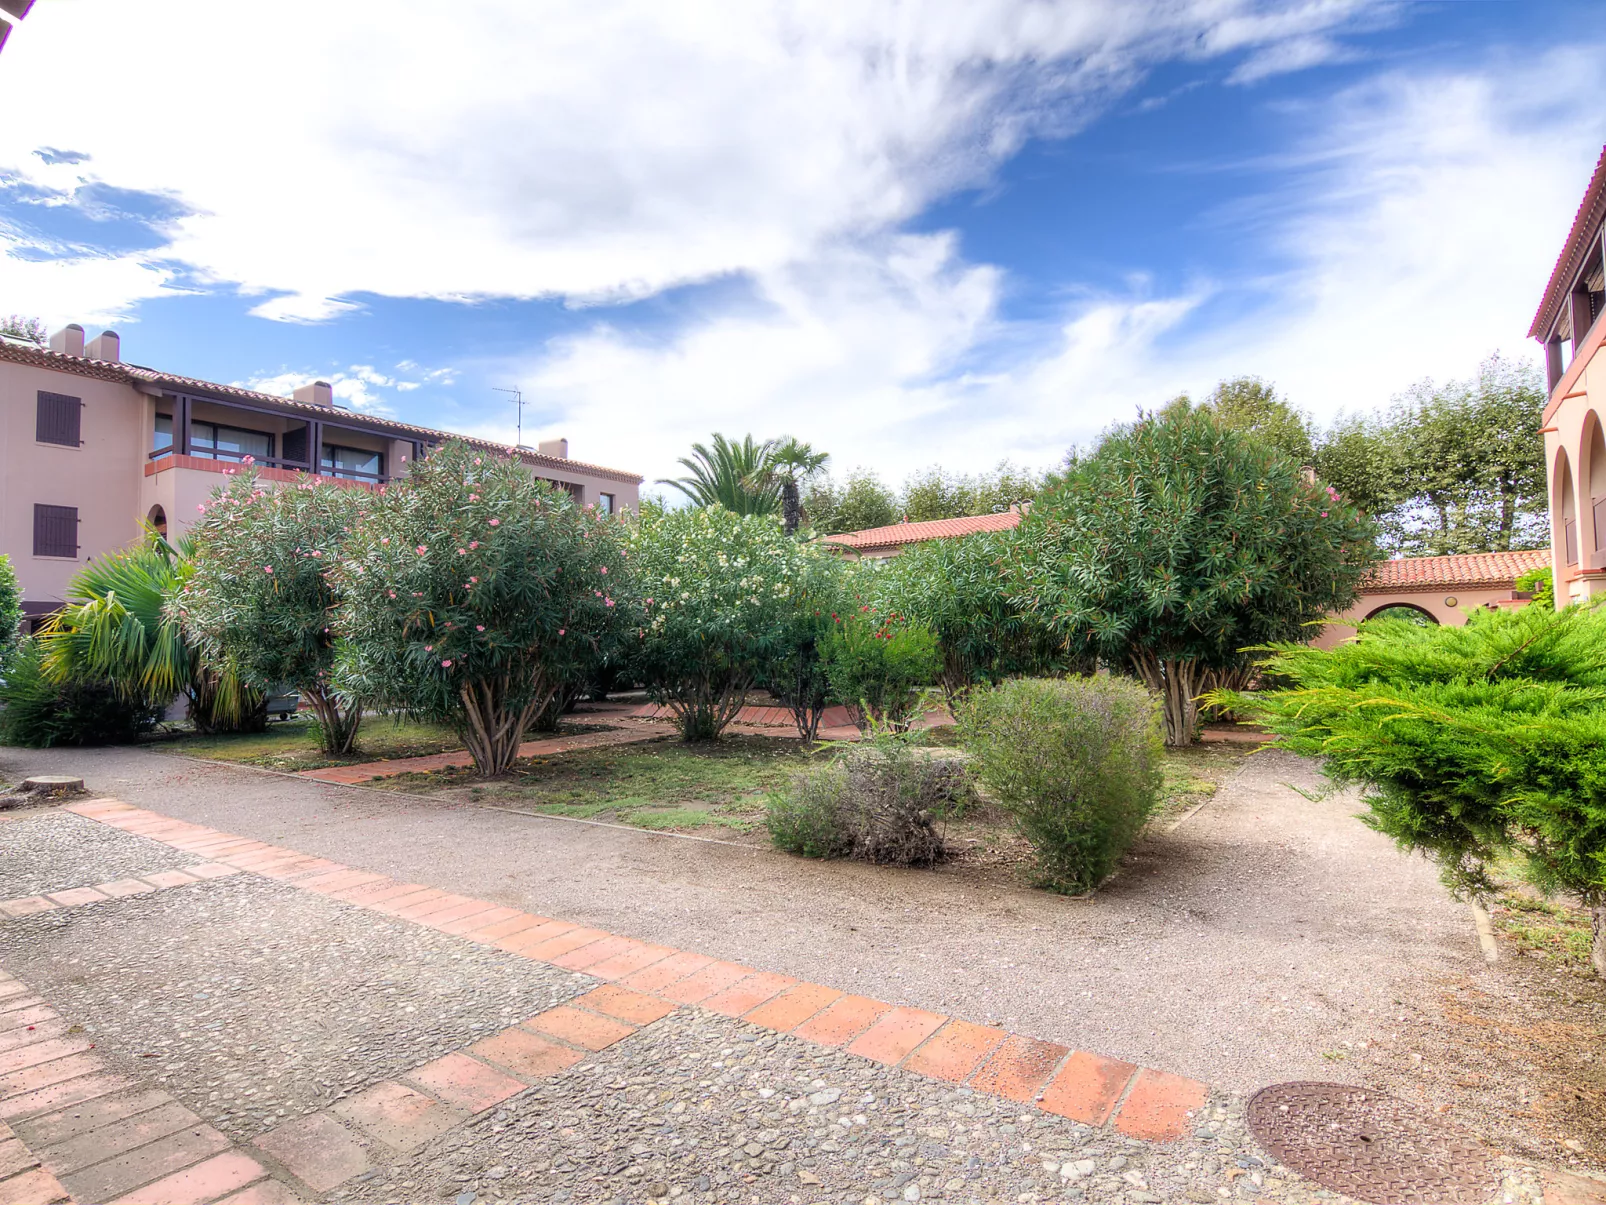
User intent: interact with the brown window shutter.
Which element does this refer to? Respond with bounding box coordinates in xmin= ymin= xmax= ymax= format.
xmin=36 ymin=392 xmax=82 ymax=446
xmin=32 ymin=504 xmax=78 ymax=558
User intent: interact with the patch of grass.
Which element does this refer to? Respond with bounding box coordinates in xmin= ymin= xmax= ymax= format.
xmin=394 ymin=734 xmax=814 ymax=834
xmin=1490 ymin=891 xmax=1596 ymax=970
xmin=157 ymin=716 xmax=465 ymax=772
xmin=1152 ymin=741 xmax=1258 ymax=824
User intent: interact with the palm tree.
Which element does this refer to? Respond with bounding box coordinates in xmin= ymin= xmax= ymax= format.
xmin=746 ymin=437 xmax=829 ymax=535
xmin=39 ymin=530 xmax=261 ymax=732
xmin=658 ymin=434 xmax=781 ymax=516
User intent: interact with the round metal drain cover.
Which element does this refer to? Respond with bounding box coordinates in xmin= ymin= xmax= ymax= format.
xmin=1246 ymin=1082 xmax=1498 ymax=1205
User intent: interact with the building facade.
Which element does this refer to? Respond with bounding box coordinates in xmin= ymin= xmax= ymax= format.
xmin=1533 ymin=147 xmax=1606 ymax=608
xmin=1 ymin=325 xmax=641 ymax=619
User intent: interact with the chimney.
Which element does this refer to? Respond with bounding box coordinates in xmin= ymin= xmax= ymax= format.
xmin=537 ymin=438 xmax=569 ymax=459
xmin=48 ymin=324 xmax=85 ymax=357
xmin=293 ymin=381 xmax=335 ymax=408
xmin=85 ymin=330 xmax=120 ymax=362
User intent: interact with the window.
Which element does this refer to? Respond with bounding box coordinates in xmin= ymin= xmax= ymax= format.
xmin=192 ymin=420 xmax=273 ymax=463
xmin=33 ymin=504 xmax=77 ymax=558
xmin=321 ymin=443 xmax=384 ymax=481
xmin=36 ymin=391 xmax=81 ymax=447
xmin=597 ymin=492 xmax=616 ymax=514
xmin=153 ymin=414 xmax=173 ymax=458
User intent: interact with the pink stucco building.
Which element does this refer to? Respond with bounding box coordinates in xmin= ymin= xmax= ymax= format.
xmin=1 ymin=325 xmax=641 ymax=621
xmin=1533 ymin=146 xmax=1606 ymax=607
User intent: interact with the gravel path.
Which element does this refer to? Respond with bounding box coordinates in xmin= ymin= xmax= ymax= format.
xmin=0 ymin=807 xmax=193 ymax=897
xmin=0 ymin=744 xmax=1479 ymax=1095
xmin=0 ymin=872 xmax=588 ymax=1141
xmin=333 ymin=1008 xmax=1549 ymax=1205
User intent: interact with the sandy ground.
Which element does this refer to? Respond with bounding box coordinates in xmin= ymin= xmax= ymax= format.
xmin=0 ymin=744 xmax=1481 ymax=1099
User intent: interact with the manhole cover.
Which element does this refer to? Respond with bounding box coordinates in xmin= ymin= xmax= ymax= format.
xmin=1246 ymin=1082 xmax=1498 ymax=1205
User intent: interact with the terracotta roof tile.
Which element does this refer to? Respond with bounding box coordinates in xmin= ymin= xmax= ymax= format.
xmin=0 ymin=340 xmax=642 ymax=484
xmin=1363 ymin=549 xmax=1549 ymax=590
xmin=822 ymin=511 xmax=1021 ymax=550
xmin=1529 ymin=144 xmax=1606 ymax=340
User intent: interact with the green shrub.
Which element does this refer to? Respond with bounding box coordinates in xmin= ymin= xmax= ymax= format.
xmin=0 ymin=554 xmax=22 ymax=670
xmin=960 ymin=676 xmax=1163 ymax=894
xmin=1515 ymin=564 xmax=1554 ymax=610
xmin=0 ymin=640 xmax=163 ymax=747
xmin=767 ymin=740 xmax=968 ymax=865
xmin=1208 ymin=603 xmax=1606 ymax=977
xmin=821 ymin=609 xmax=940 ymax=731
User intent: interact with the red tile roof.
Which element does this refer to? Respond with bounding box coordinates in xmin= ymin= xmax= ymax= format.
xmin=1363 ymin=549 xmax=1548 ymax=591
xmin=822 ymin=510 xmax=1022 ymax=551
xmin=1529 ymin=145 xmax=1606 ymax=340
xmin=0 ymin=340 xmax=643 ymax=484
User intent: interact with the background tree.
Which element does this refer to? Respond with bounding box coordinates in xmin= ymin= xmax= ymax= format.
xmin=803 ymin=469 xmax=899 ymax=534
xmin=334 ymin=443 xmax=624 ymax=775
xmin=40 ymin=532 xmax=260 ymax=733
xmin=180 ymin=470 xmax=366 ymax=754
xmin=900 ymin=461 xmax=1044 ymax=522
xmin=0 ymin=315 xmax=46 ymax=345
xmin=1013 ymin=403 xmax=1377 ymax=746
xmin=746 ymin=437 xmax=828 ymax=535
xmin=658 ymin=434 xmax=779 ymax=516
xmin=760 ymin=550 xmax=851 ymax=740
xmin=0 ymin=554 xmax=23 ymax=668
xmin=1203 ymin=376 xmax=1316 ymax=466
xmin=869 ymin=530 xmax=1067 ymax=706
xmin=628 ymin=505 xmax=811 ymax=740
xmin=1211 ymin=604 xmax=1606 ymax=978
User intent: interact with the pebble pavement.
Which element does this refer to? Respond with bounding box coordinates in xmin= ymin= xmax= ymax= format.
xmin=1 ymin=869 xmax=586 ymax=1142
xmin=333 ymin=1009 xmax=1549 ymax=1205
xmin=0 ymin=808 xmax=194 ymax=897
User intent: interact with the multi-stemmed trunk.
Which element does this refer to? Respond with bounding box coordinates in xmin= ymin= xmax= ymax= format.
xmin=1129 ymin=651 xmax=1205 ymax=747
xmin=459 ymin=672 xmax=552 ymax=775
xmin=666 ymin=672 xmax=752 ymax=742
xmin=303 ymin=684 xmax=363 ymax=755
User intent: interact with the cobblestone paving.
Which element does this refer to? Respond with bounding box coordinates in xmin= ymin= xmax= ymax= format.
xmin=333 ymin=1009 xmax=1549 ymax=1205
xmin=0 ymin=808 xmax=192 ymax=897
xmin=0 ymin=873 xmax=588 ymax=1142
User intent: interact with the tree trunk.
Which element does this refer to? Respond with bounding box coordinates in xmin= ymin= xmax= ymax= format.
xmin=459 ymin=675 xmax=549 ymax=775
xmin=1131 ymin=652 xmax=1204 ymax=747
xmin=782 ymin=480 xmax=801 ymax=536
xmin=304 ymin=685 xmax=361 ymax=755
xmin=1594 ymin=905 xmax=1606 ymax=979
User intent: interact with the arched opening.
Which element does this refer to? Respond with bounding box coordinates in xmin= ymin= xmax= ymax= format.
xmin=1556 ymin=449 xmax=1579 ymax=566
xmin=1585 ymin=411 xmax=1606 ymax=558
xmin=1363 ymin=603 xmax=1439 ymax=626
xmin=147 ymin=505 xmax=167 ymax=539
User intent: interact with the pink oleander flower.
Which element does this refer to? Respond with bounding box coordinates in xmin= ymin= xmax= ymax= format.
xmin=470 ymin=576 xmax=479 ymax=583
xmin=197 ymin=503 xmax=207 ymax=513
xmin=558 ymin=628 xmax=566 ymax=636
xmin=311 ymin=550 xmax=321 ymax=558
xmin=242 ymin=455 xmax=254 ymax=465
xmin=381 ymin=537 xmax=389 ymax=545
xmin=476 ymin=625 xmax=485 ymax=631
xmin=599 ymin=566 xmax=608 ymax=574
xmin=489 ymin=518 xmax=500 ymax=526
xmin=388 ymin=591 xmax=397 ymax=599
xmin=457 ymin=548 xmax=466 ymax=556
xmin=469 ymin=541 xmax=479 ymax=549
xmin=417 ymin=545 xmax=428 ymax=555
xmin=474 ymin=457 xmax=482 ymax=465
xmin=1320 ymin=511 xmax=1328 ymax=518
xmin=441 ymin=659 xmax=452 ymax=667
xmin=605 ymin=596 xmax=614 ymax=607
xmin=425 ymin=644 xmax=434 ymax=652
xmin=264 ymin=566 xmax=274 ymax=574
xmin=469 ymin=494 xmax=479 ymax=501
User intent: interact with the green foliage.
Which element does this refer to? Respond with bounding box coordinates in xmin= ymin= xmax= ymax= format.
xmin=0 ymin=554 xmax=23 ymax=669
xmin=39 ymin=533 xmax=259 ymax=733
xmin=658 ymin=434 xmax=781 ymax=516
xmin=960 ymin=675 xmax=1163 ymax=894
xmin=802 ymin=469 xmax=900 ymax=534
xmin=332 ymin=442 xmax=625 ymax=775
xmin=760 ymin=551 xmax=852 ymax=740
xmin=767 ymin=739 xmax=967 ymax=865
xmin=1208 ymin=604 xmax=1606 ymax=919
xmin=0 ymin=640 xmax=163 ymax=747
xmin=180 ymin=469 xmax=365 ymax=754
xmin=745 ymin=437 xmax=829 ymax=536
xmin=868 ymin=531 xmax=1066 ymax=704
xmin=1311 ymin=354 xmax=1547 ymax=556
xmin=821 ymin=609 xmax=941 ymax=730
xmin=1202 ymin=376 xmax=1315 ymax=466
xmin=1014 ymin=402 xmax=1377 ymax=745
xmin=629 ymin=505 xmax=814 ymax=740
xmin=900 ymin=461 xmax=1044 ymax=523
xmin=1515 ymin=565 xmax=1554 ymax=610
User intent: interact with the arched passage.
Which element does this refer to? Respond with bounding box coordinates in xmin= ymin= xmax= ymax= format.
xmin=1363 ymin=602 xmax=1439 ymax=625
xmin=147 ymin=505 xmax=167 ymax=539
xmin=1583 ymin=410 xmax=1606 ymax=561
xmin=1555 ymin=447 xmax=1579 ymax=567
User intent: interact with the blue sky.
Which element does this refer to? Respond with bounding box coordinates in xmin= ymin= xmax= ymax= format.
xmin=1 ymin=0 xmax=1602 ymax=490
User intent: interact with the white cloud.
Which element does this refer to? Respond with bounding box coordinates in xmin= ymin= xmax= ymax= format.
xmin=236 ymin=363 xmax=451 ymax=414
xmin=0 ymin=0 xmax=1388 ymax=323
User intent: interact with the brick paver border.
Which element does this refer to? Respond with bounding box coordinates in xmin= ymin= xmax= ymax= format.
xmin=47 ymin=799 xmax=1214 ymax=1149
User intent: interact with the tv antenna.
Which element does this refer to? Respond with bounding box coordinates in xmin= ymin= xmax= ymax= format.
xmin=492 ymin=386 xmax=527 ymax=448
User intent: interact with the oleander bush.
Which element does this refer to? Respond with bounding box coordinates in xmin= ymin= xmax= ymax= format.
xmin=0 ymin=553 xmax=22 ymax=670
xmin=766 ymin=739 xmax=970 ymax=865
xmin=0 ymin=640 xmax=163 ymax=747
xmin=820 ymin=608 xmax=940 ymax=731
xmin=960 ymin=676 xmax=1163 ymax=894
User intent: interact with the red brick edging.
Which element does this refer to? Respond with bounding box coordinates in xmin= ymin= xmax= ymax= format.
xmin=57 ymin=799 xmax=1213 ymax=1139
